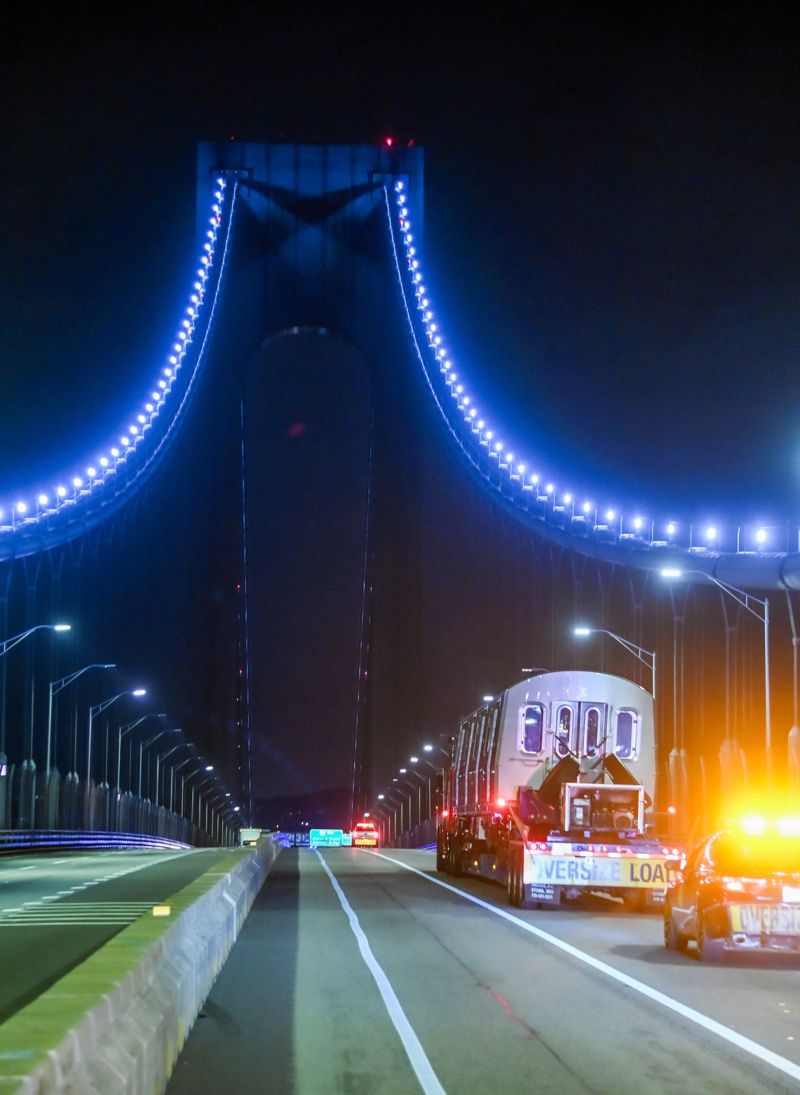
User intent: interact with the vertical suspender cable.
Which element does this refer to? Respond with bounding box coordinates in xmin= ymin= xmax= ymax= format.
xmin=350 ymin=382 xmax=375 ymax=827
xmin=239 ymin=391 xmax=254 ymax=824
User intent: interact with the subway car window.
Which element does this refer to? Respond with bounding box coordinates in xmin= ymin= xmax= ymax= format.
xmin=520 ymin=704 xmax=544 ymax=753
xmin=584 ymin=707 xmax=600 ymax=753
xmin=615 ymin=710 xmax=637 ymax=759
xmin=555 ymin=705 xmax=572 ymax=757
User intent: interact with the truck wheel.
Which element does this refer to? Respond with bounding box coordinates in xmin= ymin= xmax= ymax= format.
xmin=436 ymin=834 xmax=447 ymax=873
xmin=448 ymin=836 xmax=462 ymax=877
xmin=507 ymin=848 xmax=523 ymax=907
xmin=507 ymin=860 xmax=518 ymax=906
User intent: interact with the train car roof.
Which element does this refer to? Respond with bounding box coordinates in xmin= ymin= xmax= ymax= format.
xmin=460 ymin=669 xmax=653 ymax=721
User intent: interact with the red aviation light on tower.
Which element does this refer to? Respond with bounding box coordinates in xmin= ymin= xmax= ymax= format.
xmin=384 ymin=136 xmax=394 ymax=148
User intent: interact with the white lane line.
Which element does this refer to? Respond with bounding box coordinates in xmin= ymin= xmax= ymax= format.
xmin=315 ymin=851 xmax=446 ymax=1095
xmin=372 ymin=852 xmax=800 ymax=1085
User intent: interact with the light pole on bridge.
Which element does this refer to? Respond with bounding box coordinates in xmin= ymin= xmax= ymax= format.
xmin=47 ymin=663 xmax=115 ymax=776
xmin=661 ymin=568 xmax=771 ymax=769
xmin=138 ymin=728 xmax=180 ymax=799
xmin=154 ymin=741 xmax=186 ymax=808
xmin=87 ymin=689 xmax=146 ymax=786
xmin=573 ymin=626 xmax=657 ymax=700
xmin=116 ymin=713 xmax=166 ymax=795
xmin=0 ymin=623 xmax=71 ymax=659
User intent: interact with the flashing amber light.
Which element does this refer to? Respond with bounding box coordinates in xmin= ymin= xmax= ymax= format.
xmin=777 ymin=817 xmax=800 ymax=837
xmin=741 ymin=814 xmax=767 ymax=836
xmin=666 ymin=805 xmax=677 ymax=815
xmin=723 ymin=877 xmax=745 ymax=892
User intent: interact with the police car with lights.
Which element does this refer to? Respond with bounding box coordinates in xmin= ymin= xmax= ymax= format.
xmin=664 ymin=816 xmax=800 ymax=960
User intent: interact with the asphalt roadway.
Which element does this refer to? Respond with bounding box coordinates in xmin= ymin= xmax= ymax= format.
xmin=168 ymin=847 xmax=800 ymax=1095
xmin=0 ymin=846 xmax=233 ymax=1023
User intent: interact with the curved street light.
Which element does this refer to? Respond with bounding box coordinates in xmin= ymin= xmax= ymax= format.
xmin=0 ymin=623 xmax=71 ymax=658
xmin=46 ymin=662 xmax=115 ymax=775
xmin=573 ymin=626 xmax=657 ymax=699
xmin=86 ymin=689 xmax=146 ymax=785
xmin=138 ymin=727 xmax=178 ymax=799
xmin=116 ymin=713 xmax=166 ymax=794
xmin=661 ymin=568 xmax=770 ymax=760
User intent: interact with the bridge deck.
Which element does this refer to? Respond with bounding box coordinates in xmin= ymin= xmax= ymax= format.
xmin=167 ymin=848 xmax=796 ymax=1094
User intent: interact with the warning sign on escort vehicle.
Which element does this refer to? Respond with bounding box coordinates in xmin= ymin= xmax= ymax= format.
xmin=729 ymin=903 xmax=800 ymax=935
xmin=525 ymin=855 xmax=675 ymax=889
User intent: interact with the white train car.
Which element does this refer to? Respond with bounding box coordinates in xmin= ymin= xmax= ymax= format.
xmin=438 ymin=670 xmax=680 ymax=909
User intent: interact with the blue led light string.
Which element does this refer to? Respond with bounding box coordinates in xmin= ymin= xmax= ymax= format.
xmin=0 ymin=176 xmax=234 ymax=542
xmin=387 ymin=179 xmax=779 ymax=559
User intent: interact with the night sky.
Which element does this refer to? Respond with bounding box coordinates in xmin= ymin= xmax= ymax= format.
xmin=1 ymin=7 xmax=798 ymax=517
xmin=1 ymin=7 xmax=798 ymax=804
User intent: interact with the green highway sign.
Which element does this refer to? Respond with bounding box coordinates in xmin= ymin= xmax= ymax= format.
xmin=310 ymin=828 xmax=345 ymax=847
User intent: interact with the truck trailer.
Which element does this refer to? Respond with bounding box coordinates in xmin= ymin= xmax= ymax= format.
xmin=437 ymin=670 xmax=681 ymax=909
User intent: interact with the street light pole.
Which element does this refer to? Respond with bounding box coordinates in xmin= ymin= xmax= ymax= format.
xmin=139 ymin=729 xmax=178 ymax=799
xmin=87 ymin=689 xmax=146 ymax=786
xmin=46 ymin=664 xmax=115 ymax=776
xmin=661 ymin=569 xmax=770 ymax=757
xmin=154 ymin=742 xmax=185 ymax=808
xmin=168 ymin=755 xmax=197 ymax=813
xmin=116 ymin=714 xmax=166 ymax=795
xmin=400 ymin=767 xmax=427 ymax=826
xmin=574 ymin=626 xmax=657 ymax=699
xmin=0 ymin=623 xmax=71 ymax=658
xmin=190 ymin=775 xmax=214 ymax=828
xmin=179 ymin=761 xmax=205 ymax=816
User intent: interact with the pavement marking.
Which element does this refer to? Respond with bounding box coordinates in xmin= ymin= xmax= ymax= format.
xmin=0 ymin=900 xmax=155 ymax=927
xmin=316 ymin=850 xmax=447 ymax=1095
xmin=373 ymin=852 xmax=800 ymax=1086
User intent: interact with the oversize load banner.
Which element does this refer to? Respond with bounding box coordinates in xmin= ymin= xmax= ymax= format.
xmin=524 ymin=854 xmax=675 ymax=889
xmin=729 ymin=903 xmax=800 ymax=934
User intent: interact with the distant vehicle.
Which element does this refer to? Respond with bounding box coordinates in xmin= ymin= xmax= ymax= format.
xmin=437 ymin=670 xmax=681 ymax=909
xmin=664 ymin=820 xmax=800 ymax=960
xmin=238 ymin=828 xmax=262 ymax=846
xmin=352 ymin=821 xmax=379 ymax=848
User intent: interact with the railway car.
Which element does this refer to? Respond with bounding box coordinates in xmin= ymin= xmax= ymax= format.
xmin=437 ymin=670 xmax=681 ymax=909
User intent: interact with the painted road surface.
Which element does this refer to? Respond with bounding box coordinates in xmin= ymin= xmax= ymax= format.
xmin=0 ymin=847 xmax=233 ymax=1022
xmin=168 ymin=848 xmax=800 ymax=1094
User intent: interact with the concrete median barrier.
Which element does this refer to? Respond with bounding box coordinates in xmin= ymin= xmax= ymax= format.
xmin=0 ymin=838 xmax=280 ymax=1093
